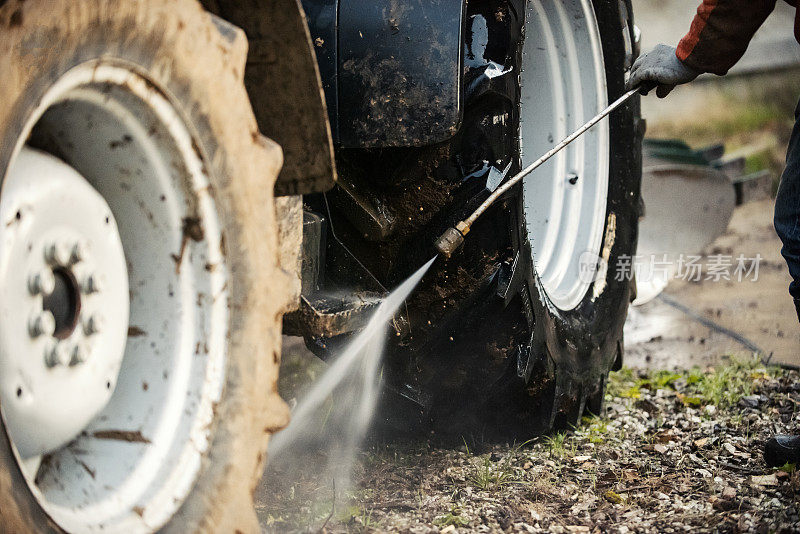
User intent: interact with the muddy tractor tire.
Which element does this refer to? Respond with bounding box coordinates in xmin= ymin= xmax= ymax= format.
xmin=324 ymin=0 xmax=641 ymax=437
xmin=0 ymin=1 xmax=288 ymax=532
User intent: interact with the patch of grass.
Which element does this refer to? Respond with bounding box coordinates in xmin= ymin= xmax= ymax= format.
xmin=433 ymin=506 xmax=470 ymax=528
xmin=607 ymin=367 xmax=636 ymax=398
xmin=545 ymin=431 xmax=575 ymax=458
xmin=649 ymin=101 xmax=789 ymax=144
xmin=688 ymin=357 xmax=762 ymax=408
xmin=745 ymin=150 xmax=773 ymax=174
xmin=639 ymin=370 xmax=683 ymax=390
xmin=414 ymin=488 xmax=427 ymax=509
xmin=583 ymin=418 xmax=611 ymax=445
xmin=340 ymin=504 xmax=380 ymax=531
xmin=619 ymin=385 xmax=642 ymax=399
xmin=677 ymin=394 xmax=704 ymax=408
xmin=686 ymin=368 xmax=704 ymax=385
xmin=609 ymin=355 xmax=774 ymax=409
xmin=777 ymin=462 xmax=796 ymax=474
xmin=468 ymin=454 xmax=518 ymax=490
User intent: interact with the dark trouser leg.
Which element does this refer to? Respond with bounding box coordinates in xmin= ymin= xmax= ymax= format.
xmin=774 ymin=97 xmax=800 ymax=322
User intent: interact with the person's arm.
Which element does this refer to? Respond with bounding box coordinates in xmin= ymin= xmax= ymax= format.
xmin=677 ymin=0 xmax=777 ymax=75
xmin=628 ymin=0 xmax=778 ymax=97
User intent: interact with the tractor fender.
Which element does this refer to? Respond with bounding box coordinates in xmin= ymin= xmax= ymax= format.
xmin=303 ymin=0 xmax=466 ymax=148
xmin=203 ymin=0 xmax=336 ymax=196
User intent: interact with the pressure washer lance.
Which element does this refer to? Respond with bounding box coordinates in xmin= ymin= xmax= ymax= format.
xmin=435 ymin=86 xmax=643 ymax=259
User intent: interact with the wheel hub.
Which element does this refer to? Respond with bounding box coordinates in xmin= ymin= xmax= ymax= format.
xmin=0 ymin=146 xmax=129 ymax=459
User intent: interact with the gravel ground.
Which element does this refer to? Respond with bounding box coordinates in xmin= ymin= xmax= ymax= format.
xmin=266 ymin=357 xmax=800 ymax=533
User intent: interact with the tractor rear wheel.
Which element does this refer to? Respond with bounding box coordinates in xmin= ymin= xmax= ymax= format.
xmin=323 ymin=0 xmax=641 ymax=438
xmin=0 ymin=1 xmax=288 ymax=532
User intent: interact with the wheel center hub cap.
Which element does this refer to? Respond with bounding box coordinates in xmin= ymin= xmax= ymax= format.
xmin=0 ymin=147 xmax=129 ymax=459
xmin=43 ymin=265 xmax=82 ymax=341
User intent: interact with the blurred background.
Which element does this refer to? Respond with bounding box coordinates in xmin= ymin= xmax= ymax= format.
xmin=625 ymin=0 xmax=800 ymax=369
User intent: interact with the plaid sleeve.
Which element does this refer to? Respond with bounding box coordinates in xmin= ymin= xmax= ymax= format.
xmin=677 ymin=0 xmax=777 ymax=75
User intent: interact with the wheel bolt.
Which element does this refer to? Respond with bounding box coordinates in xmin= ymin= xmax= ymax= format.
xmin=44 ymin=242 xmax=71 ymax=266
xmin=69 ymin=240 xmax=88 ymax=265
xmin=82 ymin=274 xmax=102 ymax=294
xmin=45 ymin=342 xmax=71 ymax=368
xmin=83 ymin=315 xmax=103 ymax=336
xmin=28 ymin=311 xmax=56 ymax=338
xmin=28 ymin=270 xmax=56 ymax=296
xmin=70 ymin=343 xmax=89 ymax=366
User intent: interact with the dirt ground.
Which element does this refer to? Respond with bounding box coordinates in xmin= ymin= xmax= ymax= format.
xmin=263 ymin=358 xmax=800 ymax=533
xmin=266 ymin=196 xmax=800 ymax=532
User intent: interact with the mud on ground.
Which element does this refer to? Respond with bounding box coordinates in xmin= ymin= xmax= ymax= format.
xmin=628 ymin=79 xmax=800 ymax=369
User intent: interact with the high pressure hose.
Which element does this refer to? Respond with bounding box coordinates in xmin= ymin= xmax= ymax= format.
xmin=435 ymin=87 xmax=642 ymax=258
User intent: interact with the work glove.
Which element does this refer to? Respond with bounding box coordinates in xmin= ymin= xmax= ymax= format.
xmin=627 ymin=44 xmax=699 ymax=98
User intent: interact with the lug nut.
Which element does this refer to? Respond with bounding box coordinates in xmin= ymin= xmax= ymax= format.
xmin=82 ymin=274 xmax=102 ymax=294
xmin=29 ymin=311 xmax=56 ymax=338
xmin=45 ymin=342 xmax=71 ymax=368
xmin=70 ymin=343 xmax=89 ymax=366
xmin=69 ymin=240 xmax=88 ymax=265
xmin=83 ymin=315 xmax=103 ymax=336
xmin=28 ymin=270 xmax=56 ymax=296
xmin=44 ymin=242 xmax=71 ymax=266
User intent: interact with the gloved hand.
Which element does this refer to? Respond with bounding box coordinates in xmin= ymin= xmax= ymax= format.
xmin=627 ymin=44 xmax=699 ymax=98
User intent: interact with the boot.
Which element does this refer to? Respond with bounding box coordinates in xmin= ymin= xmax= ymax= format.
xmin=764 ymin=435 xmax=800 ymax=467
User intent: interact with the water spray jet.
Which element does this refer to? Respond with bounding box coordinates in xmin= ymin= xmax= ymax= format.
xmin=259 ymin=257 xmax=437 ymax=529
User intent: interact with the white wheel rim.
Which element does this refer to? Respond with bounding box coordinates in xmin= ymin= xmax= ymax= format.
xmin=520 ymin=0 xmax=609 ymax=311
xmin=0 ymin=146 xmax=130 ymax=458
xmin=0 ymin=62 xmax=229 ymax=533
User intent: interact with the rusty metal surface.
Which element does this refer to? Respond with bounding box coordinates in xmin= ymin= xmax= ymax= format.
xmin=202 ymin=0 xmax=336 ymax=196
xmin=337 ymin=0 xmax=465 ymax=147
xmin=283 ymin=292 xmax=384 ymax=338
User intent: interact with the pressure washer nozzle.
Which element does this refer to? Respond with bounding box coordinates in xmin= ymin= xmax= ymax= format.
xmin=434 ymin=226 xmax=465 ymax=259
